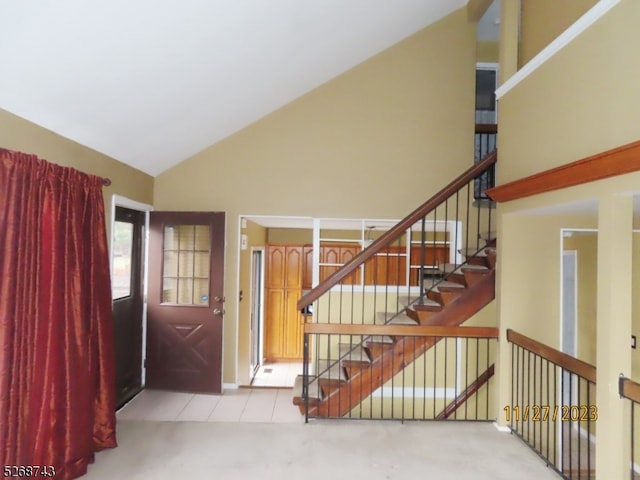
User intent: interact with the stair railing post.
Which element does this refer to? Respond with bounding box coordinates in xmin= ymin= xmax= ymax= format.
xmin=303 ymin=331 xmax=309 ymax=423
xmin=419 ymin=217 xmax=426 ymax=305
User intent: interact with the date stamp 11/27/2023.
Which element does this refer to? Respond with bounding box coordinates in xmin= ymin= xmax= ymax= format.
xmin=503 ymin=405 xmax=598 ymax=422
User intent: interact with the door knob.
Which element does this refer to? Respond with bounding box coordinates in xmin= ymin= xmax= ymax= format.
xmin=213 ymin=308 xmax=225 ymax=316
xmin=214 ymin=296 xmax=225 ymax=302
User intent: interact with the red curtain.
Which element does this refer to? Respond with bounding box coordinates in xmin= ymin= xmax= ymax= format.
xmin=0 ymin=149 xmax=117 ymax=479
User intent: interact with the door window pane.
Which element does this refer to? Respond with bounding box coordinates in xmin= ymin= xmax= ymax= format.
xmin=162 ymin=224 xmax=210 ymax=305
xmin=112 ymin=221 xmax=134 ymax=299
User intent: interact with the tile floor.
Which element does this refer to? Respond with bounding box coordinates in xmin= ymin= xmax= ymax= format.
xmin=117 ymin=387 xmax=304 ymax=423
xmin=250 ymin=361 xmax=301 ymax=387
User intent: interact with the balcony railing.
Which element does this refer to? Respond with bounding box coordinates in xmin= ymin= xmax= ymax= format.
xmin=619 ymin=376 xmax=640 ymax=479
xmin=507 ymin=329 xmax=597 ymax=479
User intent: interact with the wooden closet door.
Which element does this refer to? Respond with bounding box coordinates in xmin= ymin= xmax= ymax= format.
xmin=265 ymin=245 xmax=304 ymax=361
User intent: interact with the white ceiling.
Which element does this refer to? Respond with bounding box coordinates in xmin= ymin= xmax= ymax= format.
xmin=0 ymin=0 xmax=477 ymax=176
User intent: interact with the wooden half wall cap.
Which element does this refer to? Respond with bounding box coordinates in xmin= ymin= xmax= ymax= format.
xmin=487 ymin=139 xmax=640 ymax=203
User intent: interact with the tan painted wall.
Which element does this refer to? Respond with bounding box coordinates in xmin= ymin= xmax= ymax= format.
xmin=476 ymin=41 xmax=499 ymax=63
xmin=267 ymin=228 xmax=313 ymax=244
xmin=499 ymin=0 xmax=640 ymax=184
xmin=0 ymin=108 xmax=154 ymax=239
xmin=154 ymin=8 xmax=478 ymax=384
xmin=519 ymin=0 xmax=598 ymax=66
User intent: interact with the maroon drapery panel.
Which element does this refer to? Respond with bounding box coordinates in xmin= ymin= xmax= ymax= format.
xmin=0 ymin=149 xmax=117 ymax=479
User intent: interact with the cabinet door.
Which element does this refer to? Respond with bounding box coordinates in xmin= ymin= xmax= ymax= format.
xmin=284 ymin=246 xmax=303 ymax=289
xmin=264 ymin=288 xmax=285 ymax=361
xmin=282 ymin=290 xmax=303 ymax=359
xmin=266 ymin=245 xmax=286 ymax=289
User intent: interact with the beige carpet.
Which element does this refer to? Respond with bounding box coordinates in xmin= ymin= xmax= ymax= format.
xmin=84 ymin=420 xmax=561 ymax=479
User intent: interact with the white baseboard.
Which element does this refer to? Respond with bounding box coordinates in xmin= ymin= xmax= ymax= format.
xmin=493 ymin=422 xmax=511 ymax=433
xmin=223 ymin=383 xmax=239 ymax=390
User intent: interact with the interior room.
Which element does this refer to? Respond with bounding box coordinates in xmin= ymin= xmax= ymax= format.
xmin=3 ymin=1 xmax=640 ymax=479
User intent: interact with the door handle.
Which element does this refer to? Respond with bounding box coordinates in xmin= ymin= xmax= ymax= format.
xmin=213 ymin=308 xmax=225 ymax=316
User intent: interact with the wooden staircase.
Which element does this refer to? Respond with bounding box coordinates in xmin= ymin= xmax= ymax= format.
xmin=293 ymin=242 xmax=497 ymax=418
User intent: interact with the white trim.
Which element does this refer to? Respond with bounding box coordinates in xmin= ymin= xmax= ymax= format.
xmin=111 ymin=194 xmax=154 ymax=214
xmin=249 ymin=246 xmax=266 ymax=379
xmin=110 ymin=195 xmax=154 ymax=386
xmin=496 ymin=0 xmax=621 ymax=100
xmin=476 ymin=62 xmax=499 ymax=70
xmin=493 ymin=422 xmax=512 ymax=433
xmin=223 ymin=383 xmax=239 ymax=390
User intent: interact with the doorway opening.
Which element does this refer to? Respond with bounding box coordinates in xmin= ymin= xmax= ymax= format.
xmin=249 ymin=248 xmax=265 ymax=383
xmin=110 ymin=196 xmax=153 ymax=409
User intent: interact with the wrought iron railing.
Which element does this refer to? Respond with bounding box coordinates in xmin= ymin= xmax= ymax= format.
xmin=295 ymin=151 xmax=498 ymax=420
xmin=619 ymin=376 xmax=640 ymax=479
xmin=301 ymin=325 xmax=497 ymax=422
xmin=507 ymin=329 xmax=597 ymax=479
xmin=474 ymin=124 xmax=497 ymax=200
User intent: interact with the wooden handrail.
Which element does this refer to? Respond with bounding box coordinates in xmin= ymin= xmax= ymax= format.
xmin=297 ymin=150 xmax=498 ymax=310
xmin=506 ymin=329 xmax=596 ymax=384
xmin=487 ymin=138 xmax=640 ymax=203
xmin=475 ymin=123 xmax=497 ymax=134
xmin=436 ymin=364 xmax=495 ymax=420
xmin=620 ymin=376 xmax=640 ymax=404
xmin=304 ymin=324 xmax=499 ymax=338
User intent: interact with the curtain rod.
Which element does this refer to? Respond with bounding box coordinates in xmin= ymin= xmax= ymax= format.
xmin=101 ymin=177 xmax=111 ymax=186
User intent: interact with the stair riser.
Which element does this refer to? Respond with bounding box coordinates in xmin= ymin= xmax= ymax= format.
xmin=446 ymin=273 xmax=467 ymax=286
xmin=486 ymin=249 xmax=497 ymax=268
xmin=427 ymin=289 xmax=463 ymax=305
xmin=462 ymin=270 xmax=490 ymax=286
xmin=466 ymin=256 xmax=489 ymax=267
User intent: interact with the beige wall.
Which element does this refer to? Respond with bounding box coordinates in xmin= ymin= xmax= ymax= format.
xmin=519 ymin=0 xmax=598 ymax=66
xmin=0 ymin=108 xmax=154 ymax=238
xmin=267 ymin=228 xmax=313 ymax=244
xmin=476 ymin=41 xmax=499 ymax=63
xmin=499 ymin=0 xmax=640 ymax=184
xmin=154 ymin=8 xmax=478 ymax=384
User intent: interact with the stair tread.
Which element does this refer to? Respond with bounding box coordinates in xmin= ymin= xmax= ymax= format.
xmin=441 ymin=263 xmax=489 ymax=274
xmin=398 ymin=296 xmax=419 ymax=307
xmin=375 ymin=312 xmax=418 ymax=325
xmin=317 ymin=359 xmax=347 ymax=381
xmin=365 ymin=335 xmax=394 ymax=344
xmin=292 ymin=375 xmax=322 ymax=401
xmin=478 ymin=231 xmax=496 ymax=241
xmin=423 ymin=280 xmax=465 ymax=291
xmin=458 ymin=247 xmax=488 ymax=257
xmin=338 ymin=343 xmax=371 ymax=364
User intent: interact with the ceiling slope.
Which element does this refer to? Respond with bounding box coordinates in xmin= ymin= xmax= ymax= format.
xmin=0 ymin=0 xmax=466 ymax=175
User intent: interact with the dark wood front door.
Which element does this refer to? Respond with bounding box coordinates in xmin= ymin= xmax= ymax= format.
xmin=146 ymin=212 xmax=225 ymax=393
xmin=112 ymin=206 xmax=145 ymax=409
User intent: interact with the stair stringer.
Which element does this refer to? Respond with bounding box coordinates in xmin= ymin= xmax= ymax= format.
xmin=308 ymin=269 xmax=496 ymax=418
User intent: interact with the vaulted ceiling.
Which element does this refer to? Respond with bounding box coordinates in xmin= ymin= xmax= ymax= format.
xmin=0 ymin=0 xmax=495 ymax=176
